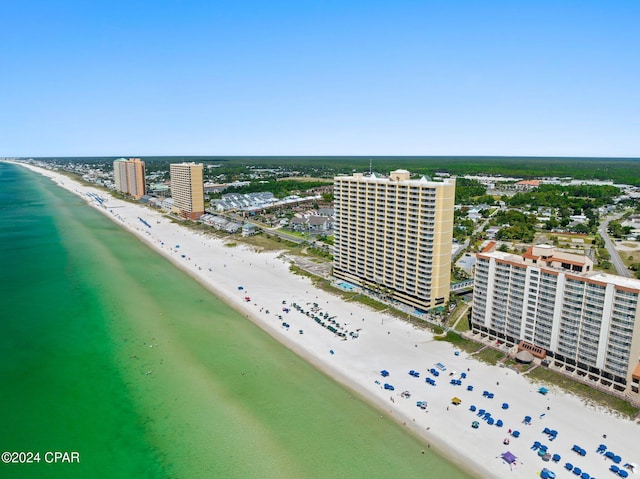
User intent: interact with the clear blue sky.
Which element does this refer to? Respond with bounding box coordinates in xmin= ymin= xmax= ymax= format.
xmin=1 ymin=1 xmax=638 ymax=157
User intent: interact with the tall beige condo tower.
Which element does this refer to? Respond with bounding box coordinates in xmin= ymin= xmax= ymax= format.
xmin=333 ymin=169 xmax=455 ymax=311
xmin=170 ymin=162 xmax=205 ymax=220
xmin=113 ymin=158 xmax=146 ymax=199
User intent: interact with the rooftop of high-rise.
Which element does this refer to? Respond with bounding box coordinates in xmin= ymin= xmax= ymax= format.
xmin=478 ymin=245 xmax=640 ymax=290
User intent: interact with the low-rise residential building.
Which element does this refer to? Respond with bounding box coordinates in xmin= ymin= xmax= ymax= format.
xmin=241 ymin=223 xmax=258 ymax=237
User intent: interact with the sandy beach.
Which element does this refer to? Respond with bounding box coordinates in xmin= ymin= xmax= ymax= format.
xmin=17 ymin=161 xmax=640 ymax=479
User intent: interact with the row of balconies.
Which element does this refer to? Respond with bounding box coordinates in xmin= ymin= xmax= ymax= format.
xmin=609 ymin=325 xmax=634 ymax=337
xmin=607 ymin=337 xmax=632 ymax=350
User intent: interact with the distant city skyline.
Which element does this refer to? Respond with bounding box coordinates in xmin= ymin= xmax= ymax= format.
xmin=1 ymin=1 xmax=639 ymax=157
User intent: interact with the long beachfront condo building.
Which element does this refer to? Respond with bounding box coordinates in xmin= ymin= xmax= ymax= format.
xmin=113 ymin=158 xmax=146 ymax=199
xmin=333 ymin=169 xmax=455 ymax=311
xmin=169 ymin=162 xmax=205 ymax=220
xmin=472 ymin=244 xmax=640 ymax=397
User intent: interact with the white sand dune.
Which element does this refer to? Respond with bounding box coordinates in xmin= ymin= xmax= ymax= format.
xmin=16 ymin=161 xmax=640 ymax=479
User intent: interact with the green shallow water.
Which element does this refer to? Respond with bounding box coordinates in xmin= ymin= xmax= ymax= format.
xmin=0 ymin=163 xmax=474 ymax=479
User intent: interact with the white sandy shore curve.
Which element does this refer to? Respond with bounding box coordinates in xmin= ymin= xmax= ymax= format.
xmin=13 ymin=161 xmax=640 ymax=479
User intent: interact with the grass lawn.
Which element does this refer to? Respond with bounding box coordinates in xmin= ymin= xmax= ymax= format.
xmin=436 ymin=331 xmax=484 ymax=354
xmin=621 ymin=248 xmax=640 ymax=267
xmin=528 ymin=367 xmax=640 ymax=419
xmin=472 ymin=347 xmax=505 ymax=365
xmin=454 ymin=317 xmax=471 ymax=332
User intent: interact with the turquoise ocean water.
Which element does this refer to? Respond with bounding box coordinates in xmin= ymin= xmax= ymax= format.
xmin=0 ymin=163 xmax=474 ymax=479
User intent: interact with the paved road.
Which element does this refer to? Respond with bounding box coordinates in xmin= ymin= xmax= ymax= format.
xmin=599 ymin=215 xmax=631 ymax=277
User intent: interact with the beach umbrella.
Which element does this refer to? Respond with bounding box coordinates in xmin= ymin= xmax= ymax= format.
xmin=610 ymin=465 xmax=620 ymax=472
xmin=511 ymin=430 xmax=520 ymax=438
xmin=619 ymin=470 xmax=629 ymax=478
xmin=469 ymin=405 xmax=476 ymax=412
xmin=613 ymin=455 xmax=622 ymax=464
xmin=524 ymin=415 xmax=532 ymax=423
xmin=552 ymin=454 xmax=561 ymax=462
xmin=496 ymin=419 xmax=503 ymax=427
xmin=565 ymin=463 xmax=573 ymax=471
xmin=580 ymin=472 xmax=589 ymax=479
xmin=573 ymin=467 xmax=582 ymax=475
xmin=467 ymin=385 xmax=474 ymax=391
xmin=502 ymin=402 xmax=509 ymax=409
xmin=487 ymin=417 xmax=494 ymax=425
xmin=605 ymin=451 xmax=615 ymax=459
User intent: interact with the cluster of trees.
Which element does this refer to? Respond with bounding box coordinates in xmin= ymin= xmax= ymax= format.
xmin=506 ymin=185 xmax=619 ymax=210
xmin=489 ymin=210 xmax=537 ymax=243
xmin=608 ymin=221 xmax=633 ymax=239
xmin=627 ymin=262 xmax=640 ymax=279
xmin=453 ymin=209 xmax=476 ymax=241
xmin=455 ymin=178 xmax=496 ymax=205
xmin=218 ymin=179 xmax=332 ymax=199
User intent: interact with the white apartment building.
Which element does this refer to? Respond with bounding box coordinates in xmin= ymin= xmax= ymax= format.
xmin=333 ymin=169 xmax=455 ymax=311
xmin=472 ymin=244 xmax=640 ymax=396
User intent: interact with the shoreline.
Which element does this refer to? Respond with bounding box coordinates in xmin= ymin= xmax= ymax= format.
xmin=12 ymin=161 xmax=639 ymax=479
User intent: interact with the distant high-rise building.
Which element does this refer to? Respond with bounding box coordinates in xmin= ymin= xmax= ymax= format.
xmin=113 ymin=158 xmax=146 ymax=199
xmin=170 ymin=162 xmax=205 ymax=220
xmin=333 ymin=169 xmax=455 ymax=311
xmin=472 ymin=244 xmax=640 ymax=397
